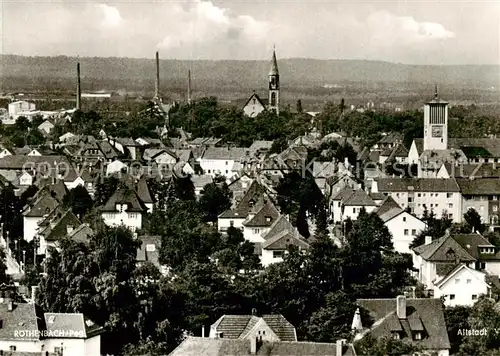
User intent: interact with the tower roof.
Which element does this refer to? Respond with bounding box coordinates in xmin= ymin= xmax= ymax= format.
xmin=269 ymin=48 xmax=279 ymax=76
xmin=426 ymin=84 xmax=448 ymax=104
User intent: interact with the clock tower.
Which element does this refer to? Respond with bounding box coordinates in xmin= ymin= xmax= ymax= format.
xmin=423 ymin=85 xmax=448 ymax=151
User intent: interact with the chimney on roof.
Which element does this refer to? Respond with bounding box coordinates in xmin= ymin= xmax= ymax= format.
xmin=251 ymin=308 xmax=258 ymax=316
xmin=155 ymin=51 xmax=160 ymax=99
xmin=336 ymin=339 xmax=346 ymax=356
xmin=425 ymin=236 xmax=432 ymax=245
xmin=187 ymin=70 xmax=192 ymax=105
xmin=396 ymin=295 xmax=406 ymax=319
xmin=76 ymin=62 xmax=81 ymax=110
xmin=31 ymin=286 xmax=38 ymax=304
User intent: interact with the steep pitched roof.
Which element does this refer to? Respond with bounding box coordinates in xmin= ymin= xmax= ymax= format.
xmin=261 ymin=215 xmax=296 ymax=240
xmin=136 ymin=235 xmax=161 ymax=269
xmin=192 ymin=174 xmax=214 ymax=189
xmin=412 ymin=234 xmax=478 ymax=262
xmin=378 ymin=208 xmax=404 ymax=223
xmin=0 ymin=302 xmax=39 ymax=341
xmin=331 ymin=188 xmax=355 ymax=201
xmin=66 ymin=224 xmax=93 ymax=244
xmin=101 ymin=186 xmax=147 ymax=213
xmin=41 ymin=210 xmax=82 ymax=242
xmin=169 ymin=337 xmax=353 ymax=356
xmin=434 ymin=263 xmax=487 ymax=288
xmin=269 ymin=50 xmax=279 ymax=76
xmin=356 ymin=298 xmax=450 ymax=351
xmin=343 ymin=190 xmax=376 ymax=206
xmin=22 ymin=191 xmax=60 ymax=217
xmin=201 ymin=147 xmax=247 ymax=161
xmin=211 ymin=315 xmax=259 ymax=339
xmin=261 ymin=314 xmax=297 ymax=341
xmin=249 ymin=140 xmax=273 ymax=152
xmin=375 ymin=196 xmax=401 ymax=216
xmin=0 ymin=155 xmax=70 ymax=170
xmin=312 ymin=161 xmax=336 ymax=178
xmin=243 ymin=198 xmax=281 ymax=228
xmin=387 ymin=143 xmax=409 ymax=161
xmin=243 ymin=93 xmax=268 ymax=110
xmin=210 ymin=314 xmax=296 ymax=342
xmin=219 ymin=181 xmax=266 ymax=219
xmin=44 ymin=313 xmax=103 ymax=339
xmin=262 ymin=230 xmax=310 ymax=250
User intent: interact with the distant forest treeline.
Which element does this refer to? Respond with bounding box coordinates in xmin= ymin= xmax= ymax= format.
xmin=1 ymin=55 xmax=499 ymax=109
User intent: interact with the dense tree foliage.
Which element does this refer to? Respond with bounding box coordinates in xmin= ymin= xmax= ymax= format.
xmin=464 ymin=208 xmax=485 ymax=233
xmin=276 ymin=171 xmax=326 ymax=238
xmin=410 ymin=209 xmax=453 ymax=248
xmin=198 ymin=181 xmax=232 ymax=222
xmin=93 ymin=176 xmax=119 ymax=207
xmin=63 ymin=185 xmax=93 ymax=218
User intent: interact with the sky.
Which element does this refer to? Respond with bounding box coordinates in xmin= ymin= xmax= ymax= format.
xmin=1 ymin=0 xmax=499 ymax=65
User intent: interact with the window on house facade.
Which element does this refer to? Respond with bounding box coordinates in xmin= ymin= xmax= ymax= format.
xmin=253 ymin=229 xmax=260 ymax=234
xmin=412 ymin=229 xmax=416 ymax=235
xmin=404 ymin=229 xmax=409 ymax=235
xmin=9 ymin=346 xmax=16 ymax=351
xmin=353 ymin=208 xmax=356 ymax=213
xmin=129 ymin=213 xmax=138 ymax=219
xmin=455 ymin=278 xmax=460 ymax=284
xmin=418 ymin=193 xmax=421 ymax=197
xmin=472 ymin=294 xmax=478 ymax=300
xmin=448 ymin=203 xmax=453 ymax=209
xmin=229 ymin=220 xmax=234 ymax=227
xmin=447 ymin=193 xmax=453 ymax=198
xmin=466 ymin=279 xmax=471 ymax=284
xmin=494 ymin=206 xmax=499 ymax=212
xmin=449 ymin=294 xmax=455 ymax=300
xmin=225 ymin=170 xmax=228 ymax=174
xmin=403 ymin=217 xmax=406 ymax=222
xmin=273 ymin=251 xmax=283 ymax=258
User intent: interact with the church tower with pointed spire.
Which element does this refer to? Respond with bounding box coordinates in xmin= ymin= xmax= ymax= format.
xmin=268 ymin=46 xmax=280 ymax=115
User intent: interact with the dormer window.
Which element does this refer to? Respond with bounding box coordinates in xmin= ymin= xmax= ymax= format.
xmin=414 ymin=332 xmax=422 ymax=340
xmin=265 ymin=216 xmax=272 ymax=223
xmin=392 ymin=332 xmax=400 ymax=340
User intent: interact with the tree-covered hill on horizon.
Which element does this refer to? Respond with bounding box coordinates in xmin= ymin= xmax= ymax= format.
xmin=1 ymin=54 xmax=499 ymax=91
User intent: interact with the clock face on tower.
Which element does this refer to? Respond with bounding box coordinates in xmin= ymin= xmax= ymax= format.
xmin=432 ymin=125 xmax=443 ymax=138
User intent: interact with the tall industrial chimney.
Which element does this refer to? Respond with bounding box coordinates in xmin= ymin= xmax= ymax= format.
xmin=76 ymin=62 xmax=81 ymax=110
xmin=155 ymin=51 xmax=160 ymax=99
xmin=187 ymin=69 xmax=192 ymax=104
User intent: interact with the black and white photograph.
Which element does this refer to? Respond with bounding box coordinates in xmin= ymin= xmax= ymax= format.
xmin=0 ymin=0 xmax=499 ymax=355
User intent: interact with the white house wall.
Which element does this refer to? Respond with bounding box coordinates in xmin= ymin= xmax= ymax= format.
xmin=385 ymin=213 xmax=426 ymax=254
xmin=433 ymin=268 xmax=488 ymax=307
